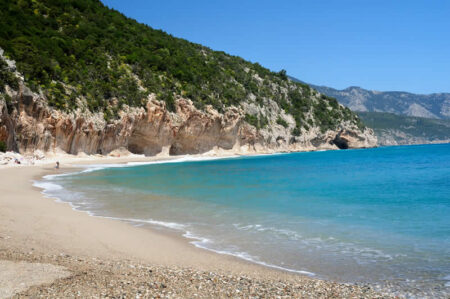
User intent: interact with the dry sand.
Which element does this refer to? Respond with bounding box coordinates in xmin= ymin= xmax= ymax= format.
xmin=0 ymin=260 xmax=70 ymax=298
xmin=0 ymin=156 xmax=392 ymax=298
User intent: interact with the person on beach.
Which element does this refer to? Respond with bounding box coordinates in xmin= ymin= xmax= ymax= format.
xmin=55 ymin=161 xmax=60 ymax=169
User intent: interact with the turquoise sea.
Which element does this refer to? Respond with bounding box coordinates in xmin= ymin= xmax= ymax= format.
xmin=37 ymin=144 xmax=450 ymax=297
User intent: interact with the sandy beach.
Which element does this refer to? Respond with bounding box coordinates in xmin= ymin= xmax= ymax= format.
xmin=0 ymin=155 xmax=392 ymax=298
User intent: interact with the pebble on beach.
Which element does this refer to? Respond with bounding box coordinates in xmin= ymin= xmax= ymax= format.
xmin=0 ymin=247 xmax=396 ymax=298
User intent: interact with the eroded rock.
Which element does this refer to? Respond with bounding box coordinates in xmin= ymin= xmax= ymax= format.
xmin=0 ymin=85 xmax=377 ymax=156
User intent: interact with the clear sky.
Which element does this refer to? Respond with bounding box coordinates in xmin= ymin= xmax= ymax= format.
xmin=101 ymin=0 xmax=449 ymax=94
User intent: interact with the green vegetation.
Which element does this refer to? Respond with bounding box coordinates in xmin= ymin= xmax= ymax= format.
xmin=0 ymin=140 xmax=6 ymax=152
xmin=276 ymin=117 xmax=288 ymax=128
xmin=245 ymin=113 xmax=268 ymax=130
xmin=244 ymin=114 xmax=259 ymax=128
xmin=0 ymin=58 xmax=19 ymax=92
xmin=358 ymin=112 xmax=450 ymax=141
xmin=2 ymin=93 xmax=14 ymax=112
xmin=0 ymin=0 xmax=364 ymax=133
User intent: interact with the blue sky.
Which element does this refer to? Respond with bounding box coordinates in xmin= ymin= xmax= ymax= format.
xmin=102 ymin=0 xmax=449 ymax=94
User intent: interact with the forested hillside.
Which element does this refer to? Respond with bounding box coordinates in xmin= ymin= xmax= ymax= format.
xmin=0 ymin=0 xmax=378 ymax=157
xmin=0 ymin=0 xmax=363 ymax=134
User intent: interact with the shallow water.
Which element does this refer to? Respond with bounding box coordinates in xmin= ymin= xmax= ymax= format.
xmin=37 ymin=144 xmax=450 ymax=297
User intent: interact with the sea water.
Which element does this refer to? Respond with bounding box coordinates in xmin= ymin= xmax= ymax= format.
xmin=37 ymin=144 xmax=450 ymax=297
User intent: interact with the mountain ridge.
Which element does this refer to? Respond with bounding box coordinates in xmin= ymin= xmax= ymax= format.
xmin=308 ymin=84 xmax=450 ymax=119
xmin=288 ymin=76 xmax=450 ymax=119
xmin=288 ymin=77 xmax=450 ymax=145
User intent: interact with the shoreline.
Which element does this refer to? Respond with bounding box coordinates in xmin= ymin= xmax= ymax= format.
xmin=32 ymin=152 xmax=318 ymax=275
xmin=0 ymin=153 xmax=392 ymax=297
xmin=32 ymin=153 xmax=317 ymax=277
xmin=5 ymin=156 xmax=279 ymax=272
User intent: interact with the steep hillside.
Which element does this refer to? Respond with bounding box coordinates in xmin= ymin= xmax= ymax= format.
xmin=0 ymin=0 xmax=375 ymax=155
xmin=358 ymin=112 xmax=450 ymax=145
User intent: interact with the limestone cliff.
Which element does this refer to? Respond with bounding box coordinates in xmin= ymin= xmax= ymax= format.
xmin=0 ymin=83 xmax=376 ymax=157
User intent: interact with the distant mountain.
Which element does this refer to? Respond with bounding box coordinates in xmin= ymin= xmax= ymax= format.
xmin=311 ymin=84 xmax=450 ymax=145
xmin=289 ymin=77 xmax=450 ymax=119
xmin=357 ymin=112 xmax=450 ymax=146
xmin=288 ymin=77 xmax=450 ymax=145
xmin=308 ymin=85 xmax=450 ymax=119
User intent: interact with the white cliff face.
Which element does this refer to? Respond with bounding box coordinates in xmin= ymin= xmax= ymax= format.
xmin=0 ymin=84 xmax=377 ymax=156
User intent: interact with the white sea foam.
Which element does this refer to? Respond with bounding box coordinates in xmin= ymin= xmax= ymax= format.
xmin=35 ymin=165 xmax=190 ymax=232
xmin=42 ymin=168 xmax=92 ymax=180
xmin=39 ymin=152 xmax=283 ymax=183
xmin=184 ymin=231 xmax=316 ymax=276
xmin=443 ymin=274 xmax=450 ymax=287
xmin=232 ymin=223 xmax=396 ymax=263
xmin=33 ymin=180 xmax=63 ymax=191
xmin=93 ymin=215 xmax=188 ymax=231
xmin=66 ymin=152 xmax=283 ymax=174
xmin=70 ymin=155 xmax=243 ymax=173
xmin=127 ymin=155 xmax=239 ymax=166
xmin=233 ymin=223 xmax=303 ymax=240
xmin=130 ymin=218 xmax=187 ymax=230
xmin=183 ymin=231 xmax=213 ymax=245
xmin=33 ymin=171 xmax=395 ymax=278
xmin=88 ymin=214 xmax=317 ymax=277
xmin=79 ymin=214 xmax=316 ymax=276
xmin=34 ymin=173 xmax=368 ymax=280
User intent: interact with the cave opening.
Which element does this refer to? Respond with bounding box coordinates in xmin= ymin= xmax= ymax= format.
xmin=333 ymin=137 xmax=349 ymax=149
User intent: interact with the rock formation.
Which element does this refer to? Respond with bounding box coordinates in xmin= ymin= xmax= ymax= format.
xmin=0 ymin=84 xmax=377 ymax=157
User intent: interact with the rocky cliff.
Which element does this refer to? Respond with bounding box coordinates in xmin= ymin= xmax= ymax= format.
xmin=0 ymin=82 xmax=376 ymax=157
